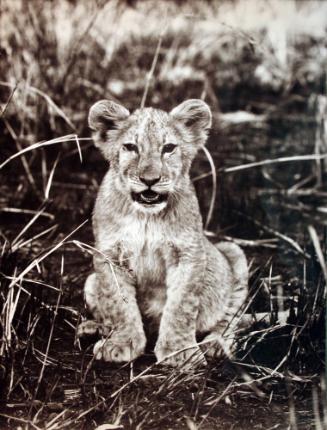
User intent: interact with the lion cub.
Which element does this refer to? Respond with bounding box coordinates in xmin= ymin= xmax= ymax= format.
xmin=77 ymin=99 xmax=248 ymax=367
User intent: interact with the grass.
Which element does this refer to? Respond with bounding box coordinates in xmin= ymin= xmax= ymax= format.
xmin=0 ymin=0 xmax=326 ymax=428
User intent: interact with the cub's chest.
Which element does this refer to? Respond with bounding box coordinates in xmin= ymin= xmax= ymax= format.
xmin=114 ymin=216 xmax=179 ymax=285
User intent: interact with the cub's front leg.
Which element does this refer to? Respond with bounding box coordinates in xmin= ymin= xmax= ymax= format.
xmin=78 ymin=252 xmax=146 ymax=363
xmin=155 ymin=252 xmax=207 ymax=368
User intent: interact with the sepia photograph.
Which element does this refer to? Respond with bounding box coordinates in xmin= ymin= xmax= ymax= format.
xmin=0 ymin=0 xmax=326 ymax=428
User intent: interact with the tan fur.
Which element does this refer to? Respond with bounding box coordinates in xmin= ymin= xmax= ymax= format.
xmin=77 ymin=99 xmax=248 ymax=367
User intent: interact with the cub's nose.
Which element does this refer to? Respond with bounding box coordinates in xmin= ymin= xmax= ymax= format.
xmin=139 ymin=176 xmax=161 ymax=187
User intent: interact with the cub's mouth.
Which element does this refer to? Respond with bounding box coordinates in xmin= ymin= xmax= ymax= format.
xmin=131 ymin=190 xmax=168 ymax=206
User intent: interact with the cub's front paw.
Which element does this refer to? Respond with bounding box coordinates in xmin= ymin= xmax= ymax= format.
xmin=155 ymin=339 xmax=207 ymax=368
xmin=93 ymin=329 xmax=146 ymax=363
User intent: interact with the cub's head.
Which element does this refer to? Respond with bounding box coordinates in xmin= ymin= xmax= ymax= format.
xmin=89 ymin=99 xmax=211 ymax=213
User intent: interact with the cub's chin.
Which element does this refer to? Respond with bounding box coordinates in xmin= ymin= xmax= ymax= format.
xmin=131 ymin=190 xmax=168 ymax=214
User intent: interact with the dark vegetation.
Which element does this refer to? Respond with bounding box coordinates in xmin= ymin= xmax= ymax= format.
xmin=0 ymin=0 xmax=326 ymax=428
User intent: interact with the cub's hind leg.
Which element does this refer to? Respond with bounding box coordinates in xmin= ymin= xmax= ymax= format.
xmin=198 ymin=240 xmax=248 ymax=358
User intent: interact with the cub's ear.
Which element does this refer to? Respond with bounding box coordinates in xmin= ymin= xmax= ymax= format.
xmin=88 ymin=99 xmax=130 ymax=132
xmin=170 ymin=99 xmax=212 ymax=131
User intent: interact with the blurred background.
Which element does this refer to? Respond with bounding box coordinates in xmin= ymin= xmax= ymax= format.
xmin=0 ymin=1 xmax=326 ymax=429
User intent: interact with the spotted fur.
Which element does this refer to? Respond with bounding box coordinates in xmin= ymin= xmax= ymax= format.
xmin=77 ymin=99 xmax=248 ymax=367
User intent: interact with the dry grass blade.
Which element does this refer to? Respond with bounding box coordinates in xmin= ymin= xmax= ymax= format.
xmin=201 ymin=145 xmax=217 ymax=230
xmin=29 ymin=256 xmax=64 ymax=422
xmin=246 ymin=215 xmax=309 ymax=257
xmin=12 ymin=205 xmax=48 ymax=246
xmin=44 ymin=409 xmax=67 ymax=430
xmin=3 ymin=275 xmax=59 ymax=294
xmin=308 ymin=225 xmax=327 ymax=285
xmin=0 ymin=134 xmax=81 ymax=170
xmin=0 ymin=83 xmax=18 ymax=117
xmin=60 ymin=5 xmax=107 ymax=90
xmin=223 ymin=153 xmax=327 ymax=173
xmin=12 ymin=224 xmax=57 ymax=252
xmin=312 ymin=385 xmax=324 ymax=430
xmin=0 ymin=414 xmax=42 ymax=430
xmin=3 ymin=118 xmax=38 ymax=192
xmin=192 ymin=171 xmax=212 ymax=182
xmin=75 ymin=134 xmax=83 ymax=163
xmin=1 ymin=270 xmax=17 ymax=354
xmin=34 ymin=283 xmax=62 ymax=395
xmin=286 ymin=380 xmax=298 ymax=430
xmin=45 ymin=155 xmax=60 ymax=199
xmin=321 ymin=376 xmax=327 ymax=428
xmin=1 ymin=207 xmax=54 ymax=220
xmin=9 ymin=219 xmax=88 ymax=289
xmin=223 ymin=236 xmax=278 ymax=249
xmin=140 ymin=21 xmax=167 ymax=109
xmin=0 ymin=81 xmax=75 ymax=130
xmin=199 ymin=378 xmax=237 ymax=426
xmin=93 ymin=425 xmax=123 ymax=430
xmin=109 ymin=340 xmax=211 ymax=400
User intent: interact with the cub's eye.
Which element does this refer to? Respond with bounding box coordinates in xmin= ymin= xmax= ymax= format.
xmin=162 ymin=143 xmax=177 ymax=154
xmin=123 ymin=143 xmax=138 ymax=153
